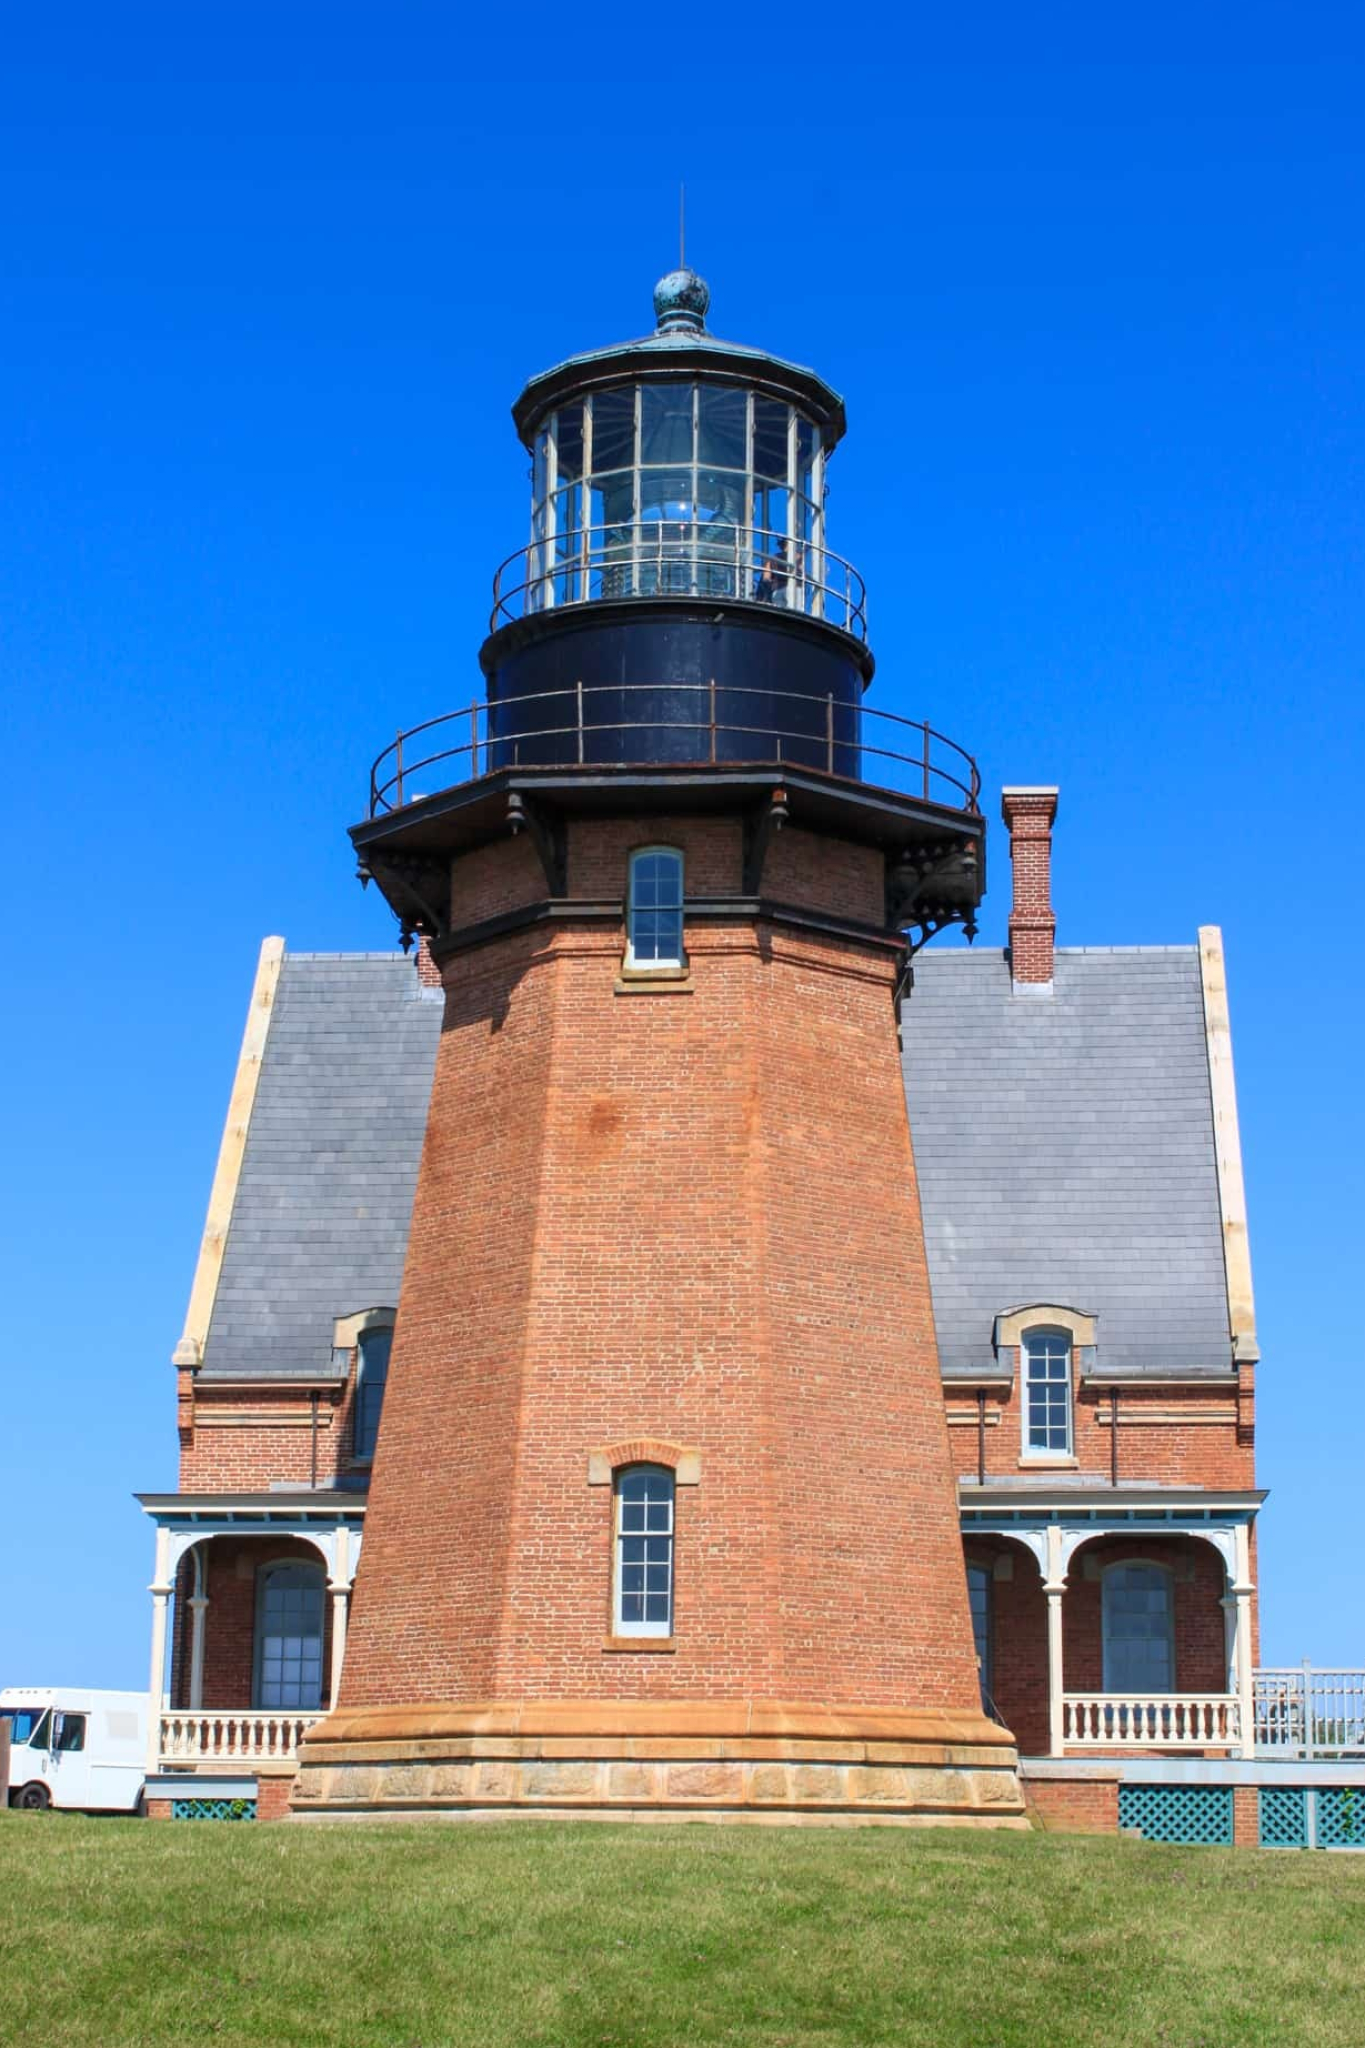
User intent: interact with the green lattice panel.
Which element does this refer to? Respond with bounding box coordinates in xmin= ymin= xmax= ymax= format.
xmin=171 ymin=1797 xmax=257 ymax=1821
xmin=1316 ymin=1790 xmax=1365 ymax=1849
xmin=1118 ymin=1784 xmax=1233 ymax=1845
xmin=1258 ymin=1786 xmax=1308 ymax=1848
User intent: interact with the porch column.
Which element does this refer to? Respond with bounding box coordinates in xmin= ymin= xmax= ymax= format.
xmin=188 ymin=1545 xmax=209 ymax=1713
xmin=144 ymin=1525 xmax=174 ymax=1774
xmin=1044 ymin=1522 xmax=1066 ymax=1756
xmin=328 ymin=1526 xmax=352 ymax=1707
xmin=1230 ymin=1521 xmax=1256 ymax=1757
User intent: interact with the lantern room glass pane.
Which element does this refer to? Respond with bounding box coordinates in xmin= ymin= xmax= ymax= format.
xmin=753 ymin=398 xmax=789 ymax=481
xmin=640 ymin=384 xmax=693 ymax=465
xmin=697 ymin=383 xmax=747 ymax=469
xmin=639 ymin=469 xmax=693 ymax=521
xmin=592 ymin=387 xmax=635 ymax=472
xmin=555 ymin=404 xmax=584 ymax=483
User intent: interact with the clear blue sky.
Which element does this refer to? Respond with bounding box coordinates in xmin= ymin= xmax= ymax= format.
xmin=2 ymin=6 xmax=1361 ymax=1681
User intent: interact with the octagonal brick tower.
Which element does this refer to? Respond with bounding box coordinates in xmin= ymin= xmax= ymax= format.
xmin=294 ymin=271 xmax=1024 ymax=1824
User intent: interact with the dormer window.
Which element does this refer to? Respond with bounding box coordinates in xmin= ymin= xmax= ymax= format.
xmin=1022 ymin=1327 xmax=1072 ymax=1457
xmin=353 ymin=1325 xmax=392 ymax=1463
xmin=626 ymin=848 xmax=685 ymax=971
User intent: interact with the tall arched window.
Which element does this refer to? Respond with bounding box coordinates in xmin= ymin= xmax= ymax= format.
xmin=626 ymin=847 xmax=684 ymax=970
xmin=614 ymin=1465 xmax=675 ymax=1636
xmin=254 ymin=1561 xmax=326 ymax=1710
xmin=1102 ymin=1562 xmax=1174 ymax=1694
xmin=353 ymin=1325 xmax=392 ymax=1463
xmin=1022 ymin=1326 xmax=1072 ymax=1457
xmin=966 ymin=1562 xmax=993 ymax=1712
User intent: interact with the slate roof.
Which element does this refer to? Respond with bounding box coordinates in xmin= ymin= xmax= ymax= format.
xmin=197 ymin=941 xmax=1235 ymax=1384
xmin=199 ymin=954 xmax=443 ymax=1380
xmin=904 ymin=946 xmax=1234 ymax=1380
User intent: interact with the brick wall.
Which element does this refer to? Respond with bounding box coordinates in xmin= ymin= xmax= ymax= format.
xmin=947 ymin=1374 xmax=1254 ymax=1491
xmin=339 ymin=816 xmax=984 ymax=1714
xmin=1025 ymin=1770 xmax=1119 ymax=1833
xmin=1062 ymin=1536 xmax=1228 ymax=1697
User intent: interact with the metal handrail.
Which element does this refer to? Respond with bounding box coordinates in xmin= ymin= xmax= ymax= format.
xmin=368 ymin=681 xmax=980 ymax=818
xmin=490 ymin=521 xmax=869 ymax=642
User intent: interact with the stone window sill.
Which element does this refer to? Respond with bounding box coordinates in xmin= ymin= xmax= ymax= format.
xmin=613 ymin=975 xmax=693 ymax=997
xmin=1019 ymin=1455 xmax=1080 ymax=1469
xmin=602 ymin=1637 xmax=677 ymax=1653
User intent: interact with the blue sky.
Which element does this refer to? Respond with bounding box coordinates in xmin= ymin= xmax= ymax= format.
xmin=1 ymin=6 xmax=1361 ymax=1681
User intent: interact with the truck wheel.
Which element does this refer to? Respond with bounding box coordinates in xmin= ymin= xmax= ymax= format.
xmin=14 ymin=1782 xmax=52 ymax=1811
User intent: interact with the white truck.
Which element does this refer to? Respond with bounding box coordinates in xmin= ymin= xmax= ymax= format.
xmin=1 ymin=1687 xmax=148 ymax=1813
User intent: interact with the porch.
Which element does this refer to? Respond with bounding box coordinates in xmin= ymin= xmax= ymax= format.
xmin=961 ymin=1484 xmax=1263 ymax=1758
xmin=137 ymin=1491 xmax=365 ymax=1781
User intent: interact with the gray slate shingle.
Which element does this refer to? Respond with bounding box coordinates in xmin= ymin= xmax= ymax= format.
xmin=903 ymin=946 xmax=1232 ymax=1378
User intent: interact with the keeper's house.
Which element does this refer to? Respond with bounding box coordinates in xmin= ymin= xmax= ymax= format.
xmin=136 ymin=271 xmax=1347 ymax=1846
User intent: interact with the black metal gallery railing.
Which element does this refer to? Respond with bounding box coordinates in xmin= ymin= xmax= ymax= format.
xmin=368 ymin=683 xmax=980 ymax=818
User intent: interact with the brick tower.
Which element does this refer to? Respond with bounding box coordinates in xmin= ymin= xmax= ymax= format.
xmin=294 ymin=270 xmax=1023 ymax=1823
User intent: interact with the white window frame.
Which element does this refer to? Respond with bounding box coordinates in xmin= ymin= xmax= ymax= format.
xmin=1020 ymin=1325 xmax=1073 ymax=1459
xmin=612 ymin=1464 xmax=675 ymax=1638
xmin=625 ymin=846 xmax=686 ymax=973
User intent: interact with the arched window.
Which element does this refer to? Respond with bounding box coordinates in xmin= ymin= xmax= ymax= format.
xmin=353 ymin=1325 xmax=392 ymax=1463
xmin=1022 ymin=1326 xmax=1072 ymax=1457
xmin=254 ymin=1561 xmax=326 ymax=1710
xmin=614 ymin=1465 xmax=675 ymax=1636
xmin=626 ymin=848 xmax=684 ymax=970
xmin=1102 ymin=1562 xmax=1174 ymax=1694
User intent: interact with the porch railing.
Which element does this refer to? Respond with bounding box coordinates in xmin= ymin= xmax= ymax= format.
xmin=158 ymin=1711 xmax=324 ymax=1764
xmin=1063 ymin=1693 xmax=1243 ymax=1748
xmin=1254 ymin=1667 xmax=1365 ymax=1758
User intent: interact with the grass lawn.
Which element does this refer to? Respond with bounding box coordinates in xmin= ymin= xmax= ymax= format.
xmin=1 ymin=1811 xmax=1362 ymax=2048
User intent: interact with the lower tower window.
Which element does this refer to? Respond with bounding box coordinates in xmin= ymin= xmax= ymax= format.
xmin=614 ymin=1465 xmax=675 ymax=1636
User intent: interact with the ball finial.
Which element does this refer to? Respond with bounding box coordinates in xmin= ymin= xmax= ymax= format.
xmin=653 ymin=266 xmax=710 ymax=333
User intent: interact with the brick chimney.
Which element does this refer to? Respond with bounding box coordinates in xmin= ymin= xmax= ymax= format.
xmin=1001 ymin=786 xmax=1059 ymax=988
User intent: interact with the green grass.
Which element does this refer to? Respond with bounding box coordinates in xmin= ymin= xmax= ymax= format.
xmin=1 ymin=1811 xmax=1362 ymax=2048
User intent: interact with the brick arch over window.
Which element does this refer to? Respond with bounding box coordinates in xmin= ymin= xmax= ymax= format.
xmin=587 ymin=1439 xmax=701 ymax=1485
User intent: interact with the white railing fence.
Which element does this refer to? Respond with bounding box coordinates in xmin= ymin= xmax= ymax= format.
xmin=1063 ymin=1693 xmax=1242 ymax=1748
xmin=158 ymin=1711 xmax=323 ymax=1763
xmin=1254 ymin=1667 xmax=1365 ymax=1758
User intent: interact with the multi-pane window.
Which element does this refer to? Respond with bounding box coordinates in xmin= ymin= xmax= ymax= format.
xmin=1022 ymin=1327 xmax=1072 ymax=1456
xmin=614 ymin=1466 xmax=675 ymax=1637
xmin=966 ymin=1564 xmax=993 ymax=1712
xmin=1103 ymin=1564 xmax=1174 ymax=1693
xmin=627 ymin=848 xmax=684 ymax=970
xmin=254 ymin=1563 xmax=325 ymax=1710
xmin=352 ymin=1325 xmax=391 ymax=1462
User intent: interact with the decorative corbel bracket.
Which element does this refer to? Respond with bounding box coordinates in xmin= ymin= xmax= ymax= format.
xmin=362 ymin=851 xmax=450 ymax=954
xmin=742 ymin=787 xmax=789 ymax=894
xmin=887 ymin=838 xmax=981 ymax=955
xmin=506 ymin=792 xmax=567 ymax=896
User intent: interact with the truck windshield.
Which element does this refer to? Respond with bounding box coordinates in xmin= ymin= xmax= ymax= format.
xmin=1 ymin=1709 xmax=49 ymax=1746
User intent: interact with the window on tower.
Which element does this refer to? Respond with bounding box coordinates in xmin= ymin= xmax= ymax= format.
xmin=613 ymin=1465 xmax=675 ymax=1637
xmin=626 ymin=847 xmax=685 ymax=971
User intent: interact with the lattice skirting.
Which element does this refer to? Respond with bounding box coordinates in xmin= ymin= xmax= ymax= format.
xmin=1260 ymin=1786 xmax=1365 ymax=1850
xmin=1118 ymin=1784 xmax=1233 ymax=1845
xmin=171 ymin=1797 xmax=257 ymax=1821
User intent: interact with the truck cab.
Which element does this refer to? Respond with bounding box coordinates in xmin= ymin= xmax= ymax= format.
xmin=2 ymin=1688 xmax=148 ymax=1813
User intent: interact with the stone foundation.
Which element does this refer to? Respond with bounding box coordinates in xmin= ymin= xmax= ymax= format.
xmin=292 ymin=1700 xmax=1026 ymax=1827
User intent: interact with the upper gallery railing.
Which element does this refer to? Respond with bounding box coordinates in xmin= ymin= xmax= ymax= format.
xmin=490 ymin=522 xmax=868 ymax=642
xmin=1255 ymin=1668 xmax=1365 ymax=1758
xmin=368 ymin=683 xmax=981 ymax=818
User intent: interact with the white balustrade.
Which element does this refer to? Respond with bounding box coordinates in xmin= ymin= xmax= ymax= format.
xmin=158 ymin=1710 xmax=323 ymax=1763
xmin=1062 ymin=1693 xmax=1242 ymax=1748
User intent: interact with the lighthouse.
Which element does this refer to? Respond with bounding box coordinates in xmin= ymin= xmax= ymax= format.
xmin=294 ymin=269 xmax=1024 ymax=1823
